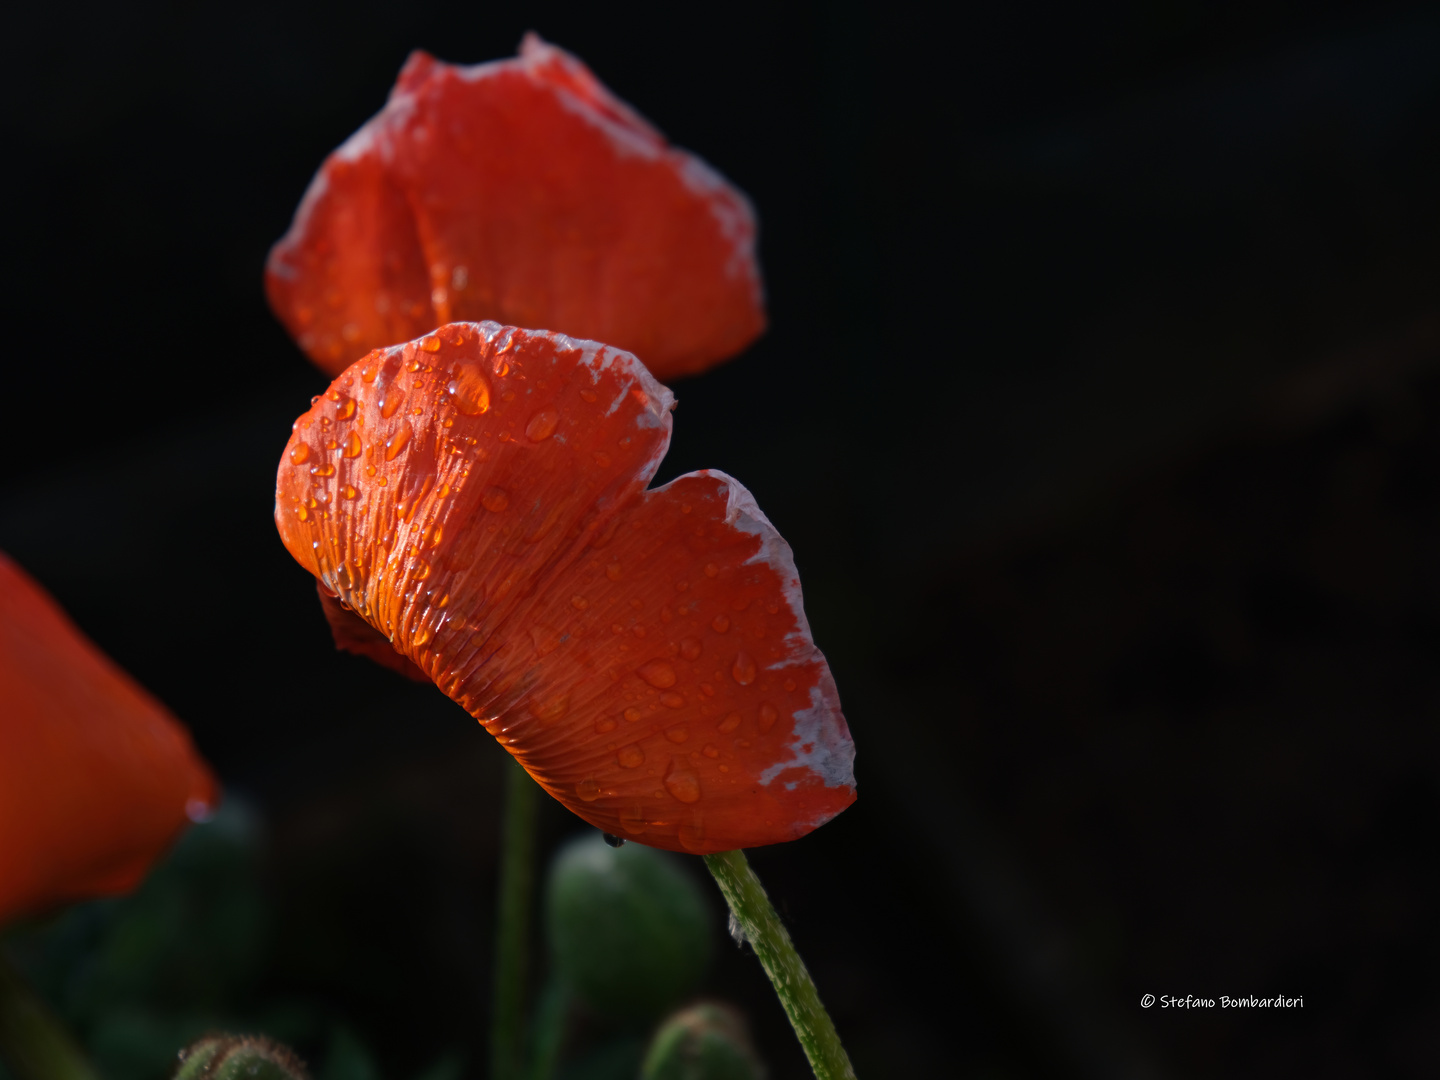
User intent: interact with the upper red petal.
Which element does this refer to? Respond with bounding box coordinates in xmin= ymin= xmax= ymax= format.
xmin=266 ymin=36 xmax=765 ymax=383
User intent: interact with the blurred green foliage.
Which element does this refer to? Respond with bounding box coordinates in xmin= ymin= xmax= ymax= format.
xmin=0 ymin=800 xmax=423 ymax=1080
xmin=1 ymin=812 xmax=758 ymax=1080
xmin=544 ymin=836 xmax=712 ymax=1027
xmin=0 ymin=799 xmax=296 ymax=1080
xmin=551 ymin=1035 xmax=646 ymax=1080
xmin=640 ymin=1005 xmax=761 ymax=1080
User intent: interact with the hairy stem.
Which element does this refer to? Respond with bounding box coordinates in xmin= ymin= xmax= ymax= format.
xmin=491 ymin=757 xmax=540 ymax=1080
xmin=0 ymin=949 xmax=99 ymax=1080
xmin=702 ymin=850 xmax=856 ymax=1080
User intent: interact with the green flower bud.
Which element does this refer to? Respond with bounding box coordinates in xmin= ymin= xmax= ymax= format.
xmin=546 ymin=833 xmax=713 ymax=1024
xmin=641 ymin=1004 xmax=764 ymax=1080
xmin=173 ymin=1035 xmax=309 ymax=1080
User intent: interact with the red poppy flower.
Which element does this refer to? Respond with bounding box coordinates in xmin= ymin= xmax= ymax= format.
xmin=266 ymin=34 xmax=766 ymax=384
xmin=274 ymin=322 xmax=854 ymax=853
xmin=0 ymin=552 xmax=218 ymax=925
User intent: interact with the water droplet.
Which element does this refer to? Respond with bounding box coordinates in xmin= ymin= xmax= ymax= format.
xmin=295 ymin=505 xmax=309 ymax=522
xmin=311 ymin=462 xmax=336 ymax=477
xmin=580 ymin=389 xmax=598 ymax=403
xmin=576 ymin=778 xmax=601 ymax=802
xmin=571 ymin=594 xmax=590 ymax=611
xmin=718 ymin=713 xmax=741 ymax=734
xmin=526 ymin=408 xmax=559 ymax=442
xmin=334 ymin=395 xmax=356 ymax=420
xmin=732 ymin=651 xmax=757 ymax=686
xmin=381 ymin=386 xmax=404 ymax=419
xmin=290 ymin=442 xmax=312 ymax=465
xmin=758 ymin=702 xmax=778 ymax=733
xmin=679 ymin=637 xmax=702 ymax=661
xmin=711 ymin=614 xmax=731 ymax=633
xmin=482 ymin=487 xmax=509 ymax=512
xmin=420 ymin=335 xmax=442 ymax=352
xmin=623 ymin=706 xmax=642 ymax=723
xmin=637 ymin=660 xmax=677 ymax=688
xmin=384 ymin=422 xmax=413 ymax=460
xmin=617 ymin=745 xmax=645 ymax=769
xmin=619 ymin=804 xmax=648 ymax=835
xmin=342 ymin=484 xmax=358 ymax=499
xmin=702 ymin=744 xmax=720 ymax=758
xmin=704 ymin=563 xmax=719 ymax=578
xmin=660 ymin=692 xmax=685 ymax=709
xmin=448 ymin=368 xmax=491 ymax=415
xmin=361 ymin=359 xmax=380 ymax=383
xmin=678 ymin=812 xmax=706 ymax=851
xmin=664 ymin=759 xmax=702 ymax=804
xmin=342 ymin=431 xmax=362 ymax=458
xmin=528 ymin=695 xmax=571 ymax=725
xmin=666 ymin=725 xmax=689 ymax=743
xmin=595 ymin=716 xmax=618 ymax=734
xmin=530 ymin=624 xmax=563 ymax=657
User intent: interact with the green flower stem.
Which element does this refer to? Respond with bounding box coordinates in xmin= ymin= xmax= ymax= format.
xmin=526 ymin=976 xmax=569 ymax=1080
xmin=491 ymin=756 xmax=540 ymax=1080
xmin=0 ymin=948 xmax=99 ymax=1080
xmin=702 ymin=850 xmax=856 ymax=1080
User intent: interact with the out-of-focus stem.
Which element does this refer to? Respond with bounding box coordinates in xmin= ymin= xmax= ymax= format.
xmin=0 ymin=949 xmax=99 ymax=1080
xmin=526 ymin=976 xmax=568 ymax=1080
xmin=702 ymin=850 xmax=856 ymax=1080
xmin=491 ymin=757 xmax=540 ymax=1080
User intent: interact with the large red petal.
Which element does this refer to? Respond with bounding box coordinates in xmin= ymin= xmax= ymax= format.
xmin=274 ymin=323 xmax=854 ymax=852
xmin=266 ymin=36 xmax=765 ymax=383
xmin=0 ymin=553 xmax=218 ymax=924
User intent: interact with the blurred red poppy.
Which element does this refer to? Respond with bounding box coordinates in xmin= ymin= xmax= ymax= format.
xmin=266 ymin=34 xmax=766 ymax=384
xmin=0 ymin=552 xmax=218 ymax=925
xmin=275 ymin=322 xmax=854 ymax=853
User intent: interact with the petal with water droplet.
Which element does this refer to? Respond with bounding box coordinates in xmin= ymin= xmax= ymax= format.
xmin=274 ymin=323 xmax=853 ymax=853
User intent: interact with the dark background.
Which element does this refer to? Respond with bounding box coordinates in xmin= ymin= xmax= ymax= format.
xmin=3 ymin=1 xmax=1440 ymax=1076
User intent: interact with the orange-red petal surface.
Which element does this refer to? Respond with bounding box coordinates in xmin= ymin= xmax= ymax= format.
xmin=266 ymin=34 xmax=765 ymax=383
xmin=0 ymin=552 xmax=218 ymax=925
xmin=274 ymin=323 xmax=853 ymax=852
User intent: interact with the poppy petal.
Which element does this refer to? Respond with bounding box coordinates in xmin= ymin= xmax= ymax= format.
xmin=264 ymin=137 xmax=434 ymax=372
xmin=0 ymin=552 xmax=218 ymax=924
xmin=274 ymin=323 xmax=854 ymax=852
xmin=317 ymin=582 xmax=430 ymax=683
xmin=266 ymin=35 xmax=765 ymax=383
